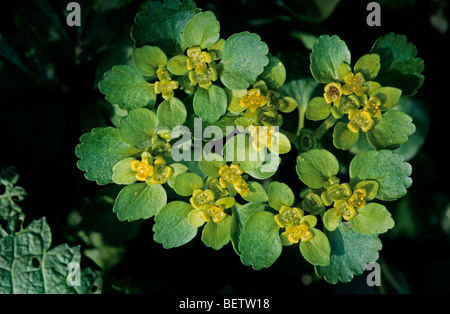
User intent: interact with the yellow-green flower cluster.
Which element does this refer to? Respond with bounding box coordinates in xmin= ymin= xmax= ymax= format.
xmin=186 ymin=47 xmax=219 ymax=89
xmin=218 ymin=164 xmax=250 ymax=197
xmin=130 ymin=153 xmax=174 ymax=185
xmin=274 ymin=205 xmax=316 ymax=243
xmin=323 ymin=70 xmax=385 ymax=134
xmin=320 ymin=177 xmax=374 ymax=222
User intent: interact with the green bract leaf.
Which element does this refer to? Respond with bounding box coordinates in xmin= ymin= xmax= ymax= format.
xmin=153 ymin=201 xmax=198 ymax=248
xmin=310 ymin=35 xmax=351 ymax=83
xmin=132 ymin=46 xmax=167 ymax=78
xmin=323 ymin=208 xmax=342 ymax=232
xmin=230 ymin=202 xmax=266 ymax=255
xmin=119 ymin=108 xmax=159 ymax=146
xmin=350 ymin=203 xmax=395 ymax=235
xmin=306 ymin=97 xmax=331 ymax=121
xmin=370 ymin=33 xmax=425 ymax=95
xmin=220 ymin=32 xmax=269 ymax=90
xmin=0 ymin=218 xmax=102 ymax=294
xmin=354 ymin=53 xmax=381 ymax=81
xmin=257 ymin=55 xmax=286 ymax=90
xmin=223 ymin=133 xmax=264 ymax=171
xmin=157 ymin=97 xmax=187 ymax=129
xmin=349 ymin=150 xmax=412 ymax=201
xmin=201 ymin=216 xmax=232 ymax=250
xmin=367 ymin=110 xmax=416 ymax=150
xmin=183 ymin=11 xmax=220 ymax=49
xmin=167 ymin=55 xmax=189 ymax=76
xmin=198 ymin=153 xmax=226 ymax=177
xmin=315 ymin=224 xmax=382 ymax=284
xmin=112 ymin=157 xmax=137 ymax=185
xmin=296 ymin=149 xmax=340 ymax=189
xmin=113 ymin=183 xmax=167 ymax=222
xmin=242 ymin=182 xmax=268 ymax=203
xmin=268 ymin=181 xmax=295 ymax=210
xmin=193 ymin=85 xmax=227 ymax=124
xmin=371 ymin=87 xmax=402 ymax=111
xmin=173 ymin=172 xmax=204 ymax=196
xmin=76 ymin=127 xmax=141 ymax=185
xmin=300 ymin=228 xmax=331 ymax=266
xmin=239 ymin=211 xmax=282 ymax=270
xmin=245 ymin=153 xmax=281 ymax=180
xmin=98 ymin=65 xmax=156 ymax=111
xmin=333 ymin=121 xmax=359 ymax=150
xmin=131 ymin=0 xmax=200 ymax=55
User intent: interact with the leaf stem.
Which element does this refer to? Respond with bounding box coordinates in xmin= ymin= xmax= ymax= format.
xmin=313 ymin=115 xmax=337 ymax=140
xmin=296 ymin=105 xmax=306 ymax=136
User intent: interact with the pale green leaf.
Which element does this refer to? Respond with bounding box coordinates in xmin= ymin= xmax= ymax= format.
xmin=113 ymin=183 xmax=167 ymax=222
xmin=98 ymin=65 xmax=156 ymax=111
xmin=239 ymin=211 xmax=282 ymax=270
xmin=153 ymin=201 xmax=198 ymax=249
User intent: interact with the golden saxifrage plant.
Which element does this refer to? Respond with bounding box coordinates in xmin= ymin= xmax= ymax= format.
xmin=75 ymin=0 xmax=424 ymax=284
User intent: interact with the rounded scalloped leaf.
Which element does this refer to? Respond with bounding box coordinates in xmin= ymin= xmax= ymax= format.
xmin=310 ymin=35 xmax=351 ymax=84
xmin=119 ymin=107 xmax=159 ymax=146
xmin=132 ymin=46 xmax=167 ymax=78
xmin=157 ymin=97 xmax=187 ymax=130
xmin=113 ymin=183 xmax=167 ymax=222
xmin=193 ymin=85 xmax=227 ymax=124
xmin=76 ymin=127 xmax=141 ymax=186
xmin=98 ymin=65 xmax=156 ymax=111
xmin=354 ymin=53 xmax=381 ymax=81
xmin=201 ymin=216 xmax=232 ymax=250
xmin=131 ymin=0 xmax=200 ymax=55
xmin=306 ymin=97 xmax=331 ymax=121
xmin=173 ymin=172 xmax=204 ymax=196
xmin=267 ymin=181 xmax=295 ymax=210
xmin=315 ymin=224 xmax=382 ymax=284
xmin=367 ymin=110 xmax=416 ymax=150
xmin=349 ymin=150 xmax=412 ymax=201
xmin=300 ymin=228 xmax=331 ymax=267
xmin=370 ymin=32 xmax=424 ymax=95
xmin=296 ymin=149 xmax=340 ymax=189
xmin=153 ymin=201 xmax=198 ymax=249
xmin=350 ymin=203 xmax=395 ymax=235
xmin=333 ymin=121 xmax=359 ymax=150
xmin=238 ymin=211 xmax=282 ymax=270
xmin=220 ymin=32 xmax=269 ymax=90
xmin=183 ymin=11 xmax=220 ymax=49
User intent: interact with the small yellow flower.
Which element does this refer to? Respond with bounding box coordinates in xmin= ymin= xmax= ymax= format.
xmin=282 ymin=222 xmax=313 ymax=243
xmin=186 ymin=47 xmax=212 ymax=74
xmin=334 ymin=200 xmax=357 ymax=221
xmin=347 ymin=109 xmax=374 ymax=133
xmin=240 ymin=88 xmax=268 ymax=112
xmin=321 ymin=183 xmax=352 ymax=206
xmin=130 ymin=153 xmax=154 ymax=181
xmin=198 ymin=204 xmax=226 ymax=223
xmin=323 ymin=82 xmax=343 ymax=105
xmin=363 ymin=96 xmax=382 ymax=118
xmin=190 ymin=189 xmax=215 ymax=210
xmin=188 ymin=67 xmax=218 ymax=89
xmin=218 ymin=164 xmax=244 ymax=188
xmin=148 ymin=157 xmax=173 ymax=184
xmin=274 ymin=205 xmax=304 ymax=228
xmin=155 ymin=68 xmax=179 ymax=100
xmin=342 ymin=72 xmax=367 ymax=96
xmin=249 ymin=125 xmax=276 ymax=152
xmin=233 ymin=179 xmax=250 ymax=197
xmin=347 ymin=188 xmax=367 ymax=209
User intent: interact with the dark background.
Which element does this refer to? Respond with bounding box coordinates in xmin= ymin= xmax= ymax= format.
xmin=0 ymin=0 xmax=449 ymax=294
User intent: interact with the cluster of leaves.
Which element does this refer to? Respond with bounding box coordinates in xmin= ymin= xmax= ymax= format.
xmin=0 ymin=167 xmax=102 ymax=294
xmin=75 ymin=0 xmax=424 ymax=284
